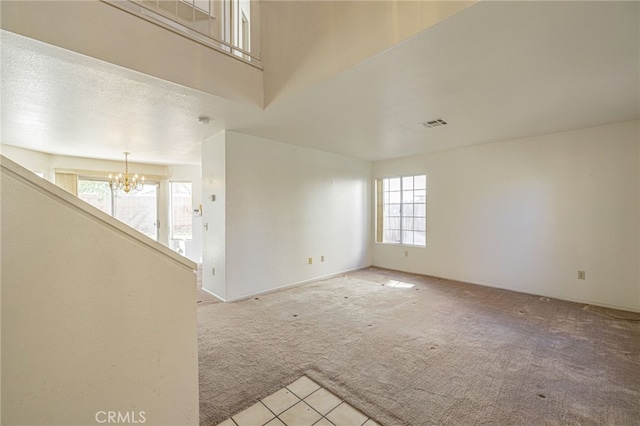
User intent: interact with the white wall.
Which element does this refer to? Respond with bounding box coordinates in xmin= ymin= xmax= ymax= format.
xmin=1 ymin=157 xmax=199 ymax=425
xmin=373 ymin=120 xmax=640 ymax=312
xmin=202 ymin=131 xmax=227 ymax=298
xmin=261 ymin=0 xmax=475 ymax=105
xmin=219 ymin=132 xmax=372 ymax=301
xmin=201 ymin=131 xmax=372 ymax=301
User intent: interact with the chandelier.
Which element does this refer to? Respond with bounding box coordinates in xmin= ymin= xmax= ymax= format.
xmin=109 ymin=152 xmax=145 ymax=193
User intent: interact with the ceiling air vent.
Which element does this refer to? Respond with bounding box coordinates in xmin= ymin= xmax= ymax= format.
xmin=420 ymin=118 xmax=448 ymax=128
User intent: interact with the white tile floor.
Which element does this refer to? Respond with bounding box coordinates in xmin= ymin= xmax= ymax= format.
xmin=217 ymin=376 xmax=380 ymax=426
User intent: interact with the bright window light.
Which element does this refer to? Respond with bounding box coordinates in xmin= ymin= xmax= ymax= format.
xmin=375 ymin=175 xmax=426 ymax=246
xmin=385 ymin=280 xmax=415 ymax=289
xmin=170 ymin=182 xmax=193 ymax=240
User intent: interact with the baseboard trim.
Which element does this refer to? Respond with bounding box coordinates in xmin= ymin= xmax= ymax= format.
xmin=371 ymin=265 xmax=640 ymax=314
xmin=223 ymin=265 xmax=371 ymax=303
xmin=200 ymin=286 xmax=227 ymax=303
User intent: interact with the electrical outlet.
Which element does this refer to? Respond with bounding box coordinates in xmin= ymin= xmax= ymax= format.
xmin=321 ymin=256 xmax=325 ymax=262
xmin=308 ymin=257 xmax=313 ymax=265
xmin=405 ymin=250 xmax=409 ymax=257
xmin=577 ymin=270 xmax=586 ymax=280
xmin=212 ymin=267 xmax=215 ymax=276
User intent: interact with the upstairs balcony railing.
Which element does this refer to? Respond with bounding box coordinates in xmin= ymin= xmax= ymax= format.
xmin=103 ymin=0 xmax=261 ymax=68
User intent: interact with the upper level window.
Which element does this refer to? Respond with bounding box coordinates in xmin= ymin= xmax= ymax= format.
xmin=376 ymin=175 xmax=426 ymax=246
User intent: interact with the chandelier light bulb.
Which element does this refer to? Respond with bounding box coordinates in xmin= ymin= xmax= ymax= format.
xmin=109 ymin=152 xmax=145 ymax=194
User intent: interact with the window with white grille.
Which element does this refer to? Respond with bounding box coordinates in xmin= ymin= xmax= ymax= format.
xmin=376 ymin=175 xmax=426 ymax=246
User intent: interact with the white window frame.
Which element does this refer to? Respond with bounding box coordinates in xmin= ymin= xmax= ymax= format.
xmin=375 ymin=175 xmax=427 ymax=247
xmin=169 ymin=181 xmax=193 ymax=241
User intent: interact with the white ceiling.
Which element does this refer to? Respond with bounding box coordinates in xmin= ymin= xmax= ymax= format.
xmin=1 ymin=1 xmax=638 ymax=165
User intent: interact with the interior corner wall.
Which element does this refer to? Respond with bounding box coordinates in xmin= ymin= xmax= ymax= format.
xmin=373 ymin=120 xmax=640 ymax=312
xmin=201 ymin=131 xmax=227 ymax=299
xmin=221 ymin=132 xmax=372 ymax=301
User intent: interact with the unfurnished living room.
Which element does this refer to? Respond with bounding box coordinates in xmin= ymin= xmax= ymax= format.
xmin=1 ymin=1 xmax=639 ymax=425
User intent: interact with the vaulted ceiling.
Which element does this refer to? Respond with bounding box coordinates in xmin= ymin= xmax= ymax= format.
xmin=1 ymin=1 xmax=638 ymax=164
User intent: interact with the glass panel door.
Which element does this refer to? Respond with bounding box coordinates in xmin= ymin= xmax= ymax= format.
xmin=113 ymin=183 xmax=159 ymax=241
xmin=170 ymin=182 xmax=193 ymax=240
xmin=78 ymin=179 xmax=113 ymax=215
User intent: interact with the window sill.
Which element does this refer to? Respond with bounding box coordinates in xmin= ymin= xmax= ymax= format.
xmin=375 ymin=242 xmax=426 ymax=248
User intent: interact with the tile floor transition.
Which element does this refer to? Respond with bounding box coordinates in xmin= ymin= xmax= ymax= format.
xmin=216 ymin=376 xmax=379 ymax=426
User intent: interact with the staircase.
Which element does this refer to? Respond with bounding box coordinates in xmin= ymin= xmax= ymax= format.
xmin=1 ymin=155 xmax=199 ymax=425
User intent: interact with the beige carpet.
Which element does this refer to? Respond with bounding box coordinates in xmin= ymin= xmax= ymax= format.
xmin=197 ymin=267 xmax=640 ymax=425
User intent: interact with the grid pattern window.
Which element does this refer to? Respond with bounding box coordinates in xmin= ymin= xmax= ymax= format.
xmin=376 ymin=175 xmax=426 ymax=246
xmin=170 ymin=182 xmax=193 ymax=240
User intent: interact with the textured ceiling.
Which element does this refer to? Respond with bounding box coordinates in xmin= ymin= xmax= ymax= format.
xmin=1 ymin=1 xmax=638 ymax=164
xmin=235 ymin=0 xmax=639 ymax=160
xmin=0 ymin=29 xmax=256 ymax=164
